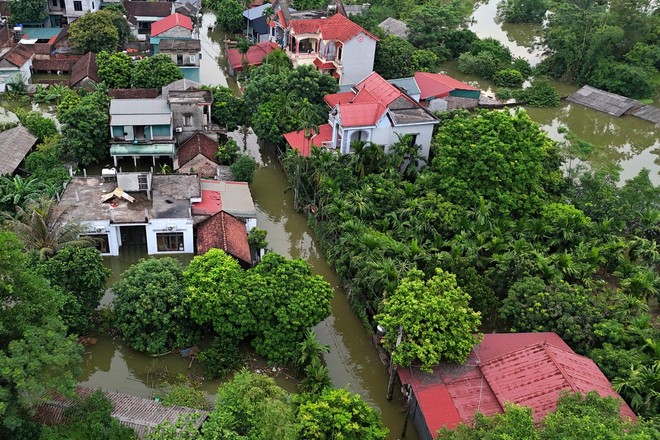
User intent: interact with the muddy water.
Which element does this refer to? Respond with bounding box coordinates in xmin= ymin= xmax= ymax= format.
xmin=79 ymin=11 xmax=414 ymax=439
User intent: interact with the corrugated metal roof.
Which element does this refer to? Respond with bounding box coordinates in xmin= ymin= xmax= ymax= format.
xmin=398 ymin=333 xmax=636 ymax=439
xmin=566 ymin=85 xmax=639 ymax=117
xmin=110 ymin=98 xmax=171 ymax=115
xmin=389 ymin=77 xmax=420 ymax=96
xmin=111 ymin=114 xmax=171 ymax=126
xmin=0 ymin=126 xmax=38 ymax=175
xmin=110 ymin=143 xmax=175 ymax=156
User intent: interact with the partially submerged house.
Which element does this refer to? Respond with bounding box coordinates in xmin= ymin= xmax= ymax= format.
xmin=69 ymin=51 xmax=99 ymax=90
xmin=244 ymin=4 xmax=272 ymax=43
xmin=398 ymin=332 xmax=636 ymax=440
xmin=269 ymin=6 xmax=378 ymax=85
xmin=0 ymin=126 xmax=38 ymax=175
xmin=36 ymin=386 xmax=208 ymax=439
xmin=109 ymin=98 xmax=175 ymax=166
xmin=285 ymin=71 xmax=438 ymax=159
xmin=54 ymin=172 xmax=201 ymax=256
xmin=0 ymin=43 xmax=34 ymax=92
xmin=195 ymin=211 xmax=252 ymax=265
xmin=157 ymin=39 xmax=201 ymax=81
xmin=414 ymin=72 xmax=481 ymax=110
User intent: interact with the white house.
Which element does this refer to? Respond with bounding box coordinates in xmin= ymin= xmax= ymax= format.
xmin=284 ymin=71 xmax=438 ymax=160
xmin=0 ymin=43 xmax=33 ymax=92
xmin=63 ymin=0 xmax=100 ymax=23
xmin=269 ymin=9 xmax=378 ymax=85
xmin=53 ymin=172 xmax=201 ymax=256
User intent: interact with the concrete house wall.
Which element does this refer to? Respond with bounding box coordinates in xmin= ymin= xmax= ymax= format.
xmin=156 ymin=26 xmax=192 ymax=39
xmin=146 ymin=217 xmax=194 ymax=254
xmin=339 ymin=32 xmax=376 ymax=85
xmin=64 ymin=0 xmax=100 ymax=22
xmin=171 ymin=102 xmax=207 ymax=132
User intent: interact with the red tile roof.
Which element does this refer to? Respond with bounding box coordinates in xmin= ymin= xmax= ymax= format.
xmin=414 ymin=71 xmax=479 ymax=100
xmin=283 ymin=123 xmax=333 ymax=157
xmin=324 ymin=72 xmax=413 ymax=127
xmin=313 ymin=57 xmax=334 ymax=70
xmin=196 ymin=211 xmax=251 ymax=264
xmin=398 ymin=333 xmax=636 ymax=438
xmin=290 ymin=13 xmax=378 ymax=43
xmin=227 ymin=41 xmax=279 ymax=71
xmin=150 ymin=13 xmax=193 ymax=37
xmin=1 ymin=44 xmax=33 ymax=67
xmin=177 ymin=132 xmax=218 ymax=166
xmin=70 ymin=52 xmax=99 ymax=87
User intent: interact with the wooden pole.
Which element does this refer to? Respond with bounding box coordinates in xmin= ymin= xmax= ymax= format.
xmin=386 ymin=325 xmax=403 ymax=400
xmin=401 ymin=384 xmax=414 ymax=438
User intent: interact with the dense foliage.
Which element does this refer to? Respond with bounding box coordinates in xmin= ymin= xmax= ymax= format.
xmin=0 ymin=231 xmax=82 ymax=435
xmin=437 ymin=392 xmax=659 ymax=439
xmin=69 ymin=10 xmax=129 ymax=54
xmin=497 ymin=0 xmax=548 ymax=24
xmin=374 ymin=36 xmax=440 ymax=79
xmin=8 ymin=0 xmax=47 ymax=24
xmin=185 ymin=250 xmax=333 ymax=364
xmin=230 ymin=154 xmax=257 ymax=183
xmin=376 ymin=269 xmax=481 ymax=371
xmin=131 ymin=54 xmax=183 ymax=89
xmin=97 ymin=51 xmax=134 ymax=89
xmin=207 ymin=0 xmax=244 ymax=34
xmin=58 ymin=88 xmax=110 ymax=166
xmin=113 ymin=258 xmax=199 ymax=354
xmin=16 ymin=110 xmax=57 ymax=142
xmin=284 ymin=108 xmax=660 ymax=420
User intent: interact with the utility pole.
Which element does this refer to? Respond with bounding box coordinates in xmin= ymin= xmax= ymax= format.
xmin=386 ymin=325 xmax=403 ymax=400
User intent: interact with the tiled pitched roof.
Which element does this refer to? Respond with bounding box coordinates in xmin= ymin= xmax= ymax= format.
xmin=0 ymin=126 xmax=38 ymax=175
xmin=150 ymin=13 xmax=193 ymax=37
xmin=284 ymin=123 xmax=333 ymax=157
xmin=178 ymin=132 xmax=218 ymax=166
xmin=1 ymin=43 xmax=33 ymax=67
xmin=125 ymin=1 xmax=173 ymax=22
xmin=196 ymin=211 xmax=251 ymax=263
xmin=32 ymin=56 xmax=79 ymax=72
xmin=70 ymin=52 xmax=99 ymax=86
xmin=226 ymin=41 xmax=279 ymax=70
xmin=109 ymin=88 xmax=160 ymax=99
xmin=414 ymin=71 xmax=479 ymax=100
xmin=290 ymin=13 xmax=378 ymax=43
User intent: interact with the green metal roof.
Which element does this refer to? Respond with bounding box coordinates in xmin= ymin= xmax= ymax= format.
xmin=179 ymin=67 xmax=200 ymax=82
xmin=110 ymin=143 xmax=175 ymax=156
xmin=23 ymin=27 xmax=62 ymax=40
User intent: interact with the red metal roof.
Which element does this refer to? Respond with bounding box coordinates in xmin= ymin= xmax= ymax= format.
xmin=398 ymin=333 xmax=636 ymax=439
xmin=226 ymin=41 xmax=279 ymax=71
xmin=290 ymin=13 xmax=378 ymax=43
xmin=192 ymin=189 xmax=222 ymax=216
xmin=196 ymin=211 xmax=251 ymax=264
xmin=150 ymin=13 xmax=193 ymax=37
xmin=283 ymin=123 xmax=333 ymax=157
xmin=324 ymin=91 xmax=354 ymax=107
xmin=414 ymin=71 xmax=479 ymax=100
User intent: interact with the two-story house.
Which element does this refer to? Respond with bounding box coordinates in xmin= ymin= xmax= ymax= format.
xmin=269 ymin=7 xmax=378 ymax=85
xmin=109 ymin=98 xmax=175 ymax=166
xmin=125 ymin=1 xmax=174 ymax=37
xmin=63 ymin=0 xmax=100 ymax=23
xmin=168 ymin=88 xmax=213 ymax=142
xmin=150 ymin=13 xmax=199 ymax=80
xmin=284 ymin=71 xmax=438 ymax=160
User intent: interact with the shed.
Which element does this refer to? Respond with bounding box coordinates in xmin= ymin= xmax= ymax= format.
xmin=414 ymin=71 xmax=480 ymax=101
xmin=0 ymin=126 xmax=38 ymax=175
xmin=566 ymin=85 xmax=640 ymax=117
xmin=226 ymin=41 xmax=279 ymax=75
xmin=35 ymin=386 xmax=208 ymax=439
xmin=196 ymin=210 xmax=252 ymax=264
xmin=398 ymin=332 xmax=636 ymax=440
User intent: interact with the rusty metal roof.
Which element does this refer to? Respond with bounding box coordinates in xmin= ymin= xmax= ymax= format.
xmin=398 ymin=333 xmax=636 ymax=438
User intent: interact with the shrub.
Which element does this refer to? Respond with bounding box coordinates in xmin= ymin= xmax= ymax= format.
xmin=197 ymin=337 xmax=242 ymax=379
xmin=230 ymin=154 xmax=257 ymax=183
xmin=494 ymin=68 xmax=525 ymax=87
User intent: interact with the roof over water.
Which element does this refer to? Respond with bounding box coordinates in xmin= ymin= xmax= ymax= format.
xmin=566 ymin=85 xmax=640 ymax=117
xmin=631 ymin=105 xmax=660 ymax=126
xmin=35 ymin=386 xmax=208 ymax=439
xmin=0 ymin=126 xmax=37 ymax=175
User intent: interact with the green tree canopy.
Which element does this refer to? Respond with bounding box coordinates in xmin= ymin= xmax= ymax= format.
xmin=205 ymin=85 xmax=248 ymax=131
xmin=69 ymin=10 xmax=120 ymax=54
xmin=0 ymin=231 xmax=82 ymax=435
xmin=8 ymin=0 xmax=47 ymax=24
xmin=297 ymin=388 xmax=389 ymax=440
xmin=202 ymin=369 xmax=299 ymax=440
xmin=497 ymin=0 xmax=548 ymax=24
xmin=376 ymin=268 xmax=482 ymax=371
xmin=58 ymin=90 xmax=110 ymax=166
xmin=97 ymin=50 xmax=134 ymax=89
xmin=113 ymin=257 xmax=199 ymax=354
xmin=39 ymin=246 xmax=110 ymax=335
xmin=374 ymin=36 xmax=417 ymax=79
xmin=430 ymin=109 xmax=563 ymax=217
xmin=131 ymin=54 xmax=183 ymax=89
xmin=208 ymin=0 xmax=244 ymax=34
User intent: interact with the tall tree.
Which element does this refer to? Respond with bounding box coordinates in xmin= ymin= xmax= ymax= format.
xmin=8 ymin=0 xmax=47 ymax=24
xmin=96 ymin=51 xmax=134 ymax=89
xmin=58 ymin=90 xmax=110 ymax=166
xmin=131 ymin=54 xmax=183 ymax=89
xmin=69 ymin=10 xmax=120 ymax=54
xmin=0 ymin=231 xmax=82 ymax=435
xmin=375 ymin=268 xmax=482 ymax=371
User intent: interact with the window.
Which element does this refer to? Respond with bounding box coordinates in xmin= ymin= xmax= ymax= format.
xmin=183 ymin=114 xmax=192 ymax=126
xmin=73 ymin=1 xmax=82 ymax=11
xmin=52 ymin=0 xmax=58 ymax=7
xmin=157 ymin=232 xmax=184 ymax=252
xmin=408 ymin=133 xmax=419 ymax=149
xmin=92 ymin=1 xmax=95 ymax=9
xmin=82 ymin=234 xmax=110 ymax=254
xmin=176 ymin=54 xmax=184 ymax=65
xmin=188 ymin=55 xmax=196 ymax=64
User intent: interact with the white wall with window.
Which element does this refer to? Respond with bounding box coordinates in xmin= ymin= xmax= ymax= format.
xmin=81 ymin=222 xmax=120 ymax=256
xmin=146 ymin=218 xmax=194 ymax=254
xmin=64 ymin=0 xmax=100 ymax=21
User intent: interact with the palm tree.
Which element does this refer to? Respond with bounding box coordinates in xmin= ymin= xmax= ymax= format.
xmin=2 ymin=197 xmax=95 ymax=260
xmin=0 ymin=175 xmax=51 ymax=211
xmin=297 ymin=330 xmax=330 ymax=369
